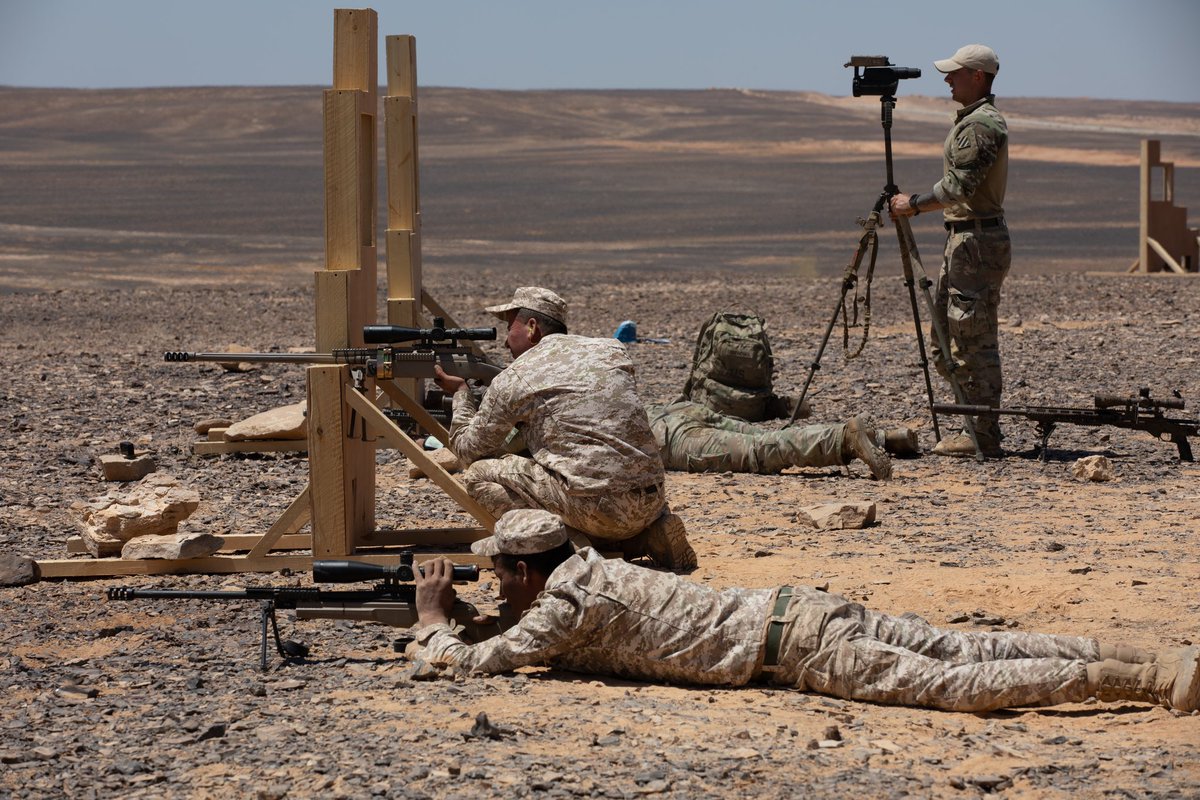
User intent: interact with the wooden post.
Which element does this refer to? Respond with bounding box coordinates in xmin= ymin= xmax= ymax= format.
xmin=384 ymin=34 xmax=424 ymax=402
xmin=308 ymin=365 xmax=376 ymax=557
xmin=319 ymin=7 xmax=378 ymax=348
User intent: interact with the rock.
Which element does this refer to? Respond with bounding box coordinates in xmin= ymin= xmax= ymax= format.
xmin=798 ymin=501 xmax=877 ymax=530
xmin=408 ymin=446 xmax=461 ymax=479
xmin=1072 ymin=454 xmax=1114 ymax=482
xmin=120 ymin=531 xmax=224 ymax=560
xmin=76 ymin=475 xmax=201 ymax=558
xmin=194 ymin=418 xmax=234 ymax=435
xmin=0 ymin=554 xmax=37 ymax=586
xmin=97 ymin=453 xmax=157 ymax=482
xmin=223 ymin=401 xmax=307 ymax=441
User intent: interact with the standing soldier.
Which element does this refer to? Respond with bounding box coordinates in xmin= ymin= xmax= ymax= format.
xmin=890 ymin=44 xmax=1010 ymax=457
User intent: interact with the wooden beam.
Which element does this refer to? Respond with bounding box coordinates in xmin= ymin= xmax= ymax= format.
xmin=344 ymin=387 xmax=496 ymax=530
xmin=248 ymin=484 xmax=314 ymax=558
xmin=36 ymin=550 xmax=489 ymax=580
xmin=193 ymin=439 xmax=307 ymax=455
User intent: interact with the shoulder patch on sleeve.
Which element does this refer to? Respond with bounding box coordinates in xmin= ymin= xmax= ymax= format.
xmin=951 ymin=126 xmax=980 ymax=166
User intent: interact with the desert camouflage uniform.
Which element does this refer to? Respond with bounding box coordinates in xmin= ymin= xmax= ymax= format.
xmin=414 ymin=548 xmax=1101 ymax=712
xmin=930 ymin=94 xmax=1011 ymax=447
xmin=646 ymin=400 xmax=843 ymax=474
xmin=449 ymin=334 xmax=665 ymax=540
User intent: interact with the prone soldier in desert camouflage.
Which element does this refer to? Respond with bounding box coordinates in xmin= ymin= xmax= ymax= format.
xmin=410 ymin=509 xmax=1199 ymax=714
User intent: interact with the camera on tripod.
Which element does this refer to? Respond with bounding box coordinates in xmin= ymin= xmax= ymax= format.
xmin=845 ymin=56 xmax=920 ymax=97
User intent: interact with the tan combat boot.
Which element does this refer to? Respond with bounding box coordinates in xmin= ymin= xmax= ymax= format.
xmin=932 ymin=430 xmax=1003 ymax=458
xmin=842 ymin=417 xmax=893 ymax=480
xmin=640 ymin=511 xmax=698 ymax=571
xmin=876 ymin=427 xmax=920 ymax=458
xmin=1087 ymin=646 xmax=1200 ymax=711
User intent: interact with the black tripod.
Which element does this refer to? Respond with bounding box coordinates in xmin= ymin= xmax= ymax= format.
xmin=788 ymin=92 xmax=983 ymax=459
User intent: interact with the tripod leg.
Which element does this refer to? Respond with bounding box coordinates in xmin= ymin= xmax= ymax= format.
xmin=789 ymin=210 xmax=882 ymax=423
xmin=893 ymin=216 xmax=986 ymax=460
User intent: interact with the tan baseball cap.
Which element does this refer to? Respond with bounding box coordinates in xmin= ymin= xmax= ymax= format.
xmin=471 ymin=509 xmax=574 ymax=557
xmin=934 ymin=44 xmax=999 ymax=75
xmin=483 ymin=286 xmax=568 ymax=328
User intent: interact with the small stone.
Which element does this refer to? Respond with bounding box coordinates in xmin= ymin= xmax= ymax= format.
xmin=0 ymin=555 xmax=37 ymax=586
xmin=98 ymin=453 xmax=157 ymax=482
xmin=798 ymin=502 xmax=876 ymax=530
xmin=194 ymin=418 xmax=234 ymax=435
xmin=1072 ymin=455 xmax=1114 ymax=482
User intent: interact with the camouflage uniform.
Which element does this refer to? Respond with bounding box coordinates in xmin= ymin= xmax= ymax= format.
xmin=646 ymin=400 xmax=843 ymax=474
xmin=930 ymin=94 xmax=1010 ymax=447
xmin=414 ymin=548 xmax=1100 ymax=712
xmin=449 ymin=334 xmax=666 ymax=541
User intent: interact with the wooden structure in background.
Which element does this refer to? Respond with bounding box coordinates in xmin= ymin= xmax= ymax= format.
xmin=1130 ymin=139 xmax=1198 ymax=274
xmin=39 ymin=9 xmax=494 ymax=579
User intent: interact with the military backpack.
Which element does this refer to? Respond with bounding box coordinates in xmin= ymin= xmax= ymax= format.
xmin=680 ymin=311 xmax=778 ymax=421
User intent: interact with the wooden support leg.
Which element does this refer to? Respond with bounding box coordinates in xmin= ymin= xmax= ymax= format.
xmin=308 ymin=365 xmax=376 ymax=557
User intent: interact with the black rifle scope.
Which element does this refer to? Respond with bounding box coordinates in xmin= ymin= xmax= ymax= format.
xmin=313 ymin=559 xmax=479 ymax=584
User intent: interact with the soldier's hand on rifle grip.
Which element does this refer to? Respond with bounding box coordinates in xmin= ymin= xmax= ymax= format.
xmin=414 ymin=557 xmax=457 ymax=627
xmin=433 ymin=365 xmax=468 ymax=397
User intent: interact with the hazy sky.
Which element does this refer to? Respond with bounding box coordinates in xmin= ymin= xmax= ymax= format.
xmin=1 ymin=0 xmax=1197 ymax=102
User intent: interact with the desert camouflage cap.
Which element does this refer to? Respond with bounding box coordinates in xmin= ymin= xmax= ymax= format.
xmin=934 ymin=44 xmax=999 ymax=75
xmin=484 ymin=286 xmax=568 ymax=328
xmin=471 ymin=509 xmax=573 ymax=557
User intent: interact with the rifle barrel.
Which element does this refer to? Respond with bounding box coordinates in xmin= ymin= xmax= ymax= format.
xmin=164 ymin=351 xmax=341 ymax=365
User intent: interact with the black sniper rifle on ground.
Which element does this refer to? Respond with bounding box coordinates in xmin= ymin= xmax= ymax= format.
xmin=108 ymin=557 xmax=505 ymax=670
xmin=934 ymin=389 xmax=1199 ymax=461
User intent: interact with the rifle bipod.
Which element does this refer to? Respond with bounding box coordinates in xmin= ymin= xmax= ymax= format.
xmin=258 ymin=600 xmax=311 ymax=671
xmin=787 ymin=90 xmax=986 ymax=461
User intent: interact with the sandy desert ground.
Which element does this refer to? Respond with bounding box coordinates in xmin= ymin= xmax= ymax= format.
xmin=1 ymin=85 xmax=1199 ymax=798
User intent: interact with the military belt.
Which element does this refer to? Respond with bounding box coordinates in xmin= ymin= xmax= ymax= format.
xmin=945 ymin=217 xmax=1005 ymax=233
xmin=760 ymin=586 xmax=794 ymax=671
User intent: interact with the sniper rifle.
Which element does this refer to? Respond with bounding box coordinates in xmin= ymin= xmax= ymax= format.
xmin=934 ymin=389 xmax=1198 ymax=461
xmin=165 ymin=318 xmax=502 ymax=385
xmin=107 ymin=556 xmax=505 ymax=670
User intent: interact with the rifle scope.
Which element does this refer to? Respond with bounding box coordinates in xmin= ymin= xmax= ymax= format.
xmin=313 ymin=559 xmax=479 ymax=584
xmin=363 ymin=318 xmax=496 ymax=345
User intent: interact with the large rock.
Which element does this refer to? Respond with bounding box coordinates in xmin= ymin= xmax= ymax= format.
xmin=76 ymin=474 xmax=201 ymax=558
xmin=121 ymin=531 xmax=224 ymax=560
xmin=223 ymin=402 xmax=307 ymax=441
xmin=798 ymin=501 xmax=877 ymax=531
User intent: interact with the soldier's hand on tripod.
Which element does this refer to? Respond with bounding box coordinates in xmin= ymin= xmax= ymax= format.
xmin=888 ymin=192 xmax=915 ymax=221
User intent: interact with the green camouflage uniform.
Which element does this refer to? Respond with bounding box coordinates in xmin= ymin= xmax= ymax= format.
xmin=414 ymin=549 xmax=1100 ymax=712
xmin=449 ymin=334 xmax=665 ymax=541
xmin=646 ymin=400 xmax=843 ymax=474
xmin=930 ymin=94 xmax=1010 ymax=447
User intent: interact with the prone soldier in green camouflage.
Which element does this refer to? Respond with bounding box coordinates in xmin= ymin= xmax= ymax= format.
xmin=411 ymin=510 xmax=1200 ymax=714
xmin=645 ymin=399 xmax=895 ymax=480
xmin=434 ymin=287 xmax=697 ymax=570
xmin=891 ymin=44 xmax=1010 ymax=457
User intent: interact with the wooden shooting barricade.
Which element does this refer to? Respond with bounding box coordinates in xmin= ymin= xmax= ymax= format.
xmin=39 ymin=9 xmax=495 ymax=579
xmin=1129 ymin=139 xmax=1198 ymax=274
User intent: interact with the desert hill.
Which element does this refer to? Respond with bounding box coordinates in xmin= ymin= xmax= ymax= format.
xmin=1 ymin=86 xmax=1197 ymax=292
